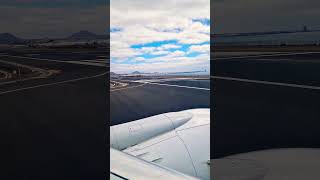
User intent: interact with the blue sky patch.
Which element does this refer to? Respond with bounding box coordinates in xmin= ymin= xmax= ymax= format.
xmin=192 ymin=18 xmax=210 ymax=26
xmin=131 ymin=40 xmax=178 ymax=48
xmin=110 ymin=27 xmax=122 ymax=32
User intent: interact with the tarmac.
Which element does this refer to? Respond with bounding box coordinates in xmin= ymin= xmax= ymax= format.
xmin=212 ymin=52 xmax=320 ymax=158
xmin=0 ymin=48 xmax=108 ymax=180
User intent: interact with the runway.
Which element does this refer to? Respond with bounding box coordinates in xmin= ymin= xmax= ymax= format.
xmin=212 ymin=52 xmax=320 ymax=158
xmin=110 ymin=78 xmax=210 ymax=126
xmin=0 ymin=48 xmax=108 ymax=180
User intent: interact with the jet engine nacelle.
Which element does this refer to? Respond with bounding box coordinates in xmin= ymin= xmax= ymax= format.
xmin=110 ymin=111 xmax=193 ymax=150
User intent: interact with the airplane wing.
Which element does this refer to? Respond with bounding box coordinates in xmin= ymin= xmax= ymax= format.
xmin=110 ymin=148 xmax=199 ymax=180
xmin=110 ymin=109 xmax=210 ymax=179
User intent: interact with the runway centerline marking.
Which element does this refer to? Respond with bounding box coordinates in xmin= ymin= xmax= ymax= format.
xmin=145 ymin=82 xmax=210 ymax=91
xmin=212 ymin=76 xmax=320 ymax=90
xmin=213 ymin=52 xmax=320 ymax=60
xmin=0 ymin=72 xmax=107 ymax=95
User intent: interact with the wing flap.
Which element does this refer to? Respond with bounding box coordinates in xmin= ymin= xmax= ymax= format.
xmin=110 ymin=148 xmax=198 ymax=180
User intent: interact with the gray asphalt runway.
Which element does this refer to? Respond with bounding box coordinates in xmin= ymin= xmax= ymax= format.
xmin=0 ymin=48 xmax=108 ymax=180
xmin=152 ymin=79 xmax=210 ymax=89
xmin=110 ymin=79 xmax=210 ymax=126
xmin=212 ymin=52 xmax=320 ymax=158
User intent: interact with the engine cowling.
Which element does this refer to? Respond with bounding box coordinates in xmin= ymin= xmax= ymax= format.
xmin=110 ymin=111 xmax=192 ymax=150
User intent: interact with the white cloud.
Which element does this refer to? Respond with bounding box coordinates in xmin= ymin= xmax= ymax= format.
xmin=110 ymin=40 xmax=140 ymax=61
xmin=150 ymin=50 xmax=170 ymax=55
xmin=111 ymin=53 xmax=210 ymax=74
xmin=135 ymin=57 xmax=146 ymax=62
xmin=111 ymin=0 xmax=210 ymax=73
xmin=189 ymin=44 xmax=210 ymax=53
xmin=137 ymin=47 xmax=156 ymax=54
xmin=169 ymin=50 xmax=186 ymax=57
xmin=159 ymin=44 xmax=181 ymax=50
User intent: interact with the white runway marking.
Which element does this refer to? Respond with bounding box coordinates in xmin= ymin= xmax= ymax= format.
xmin=111 ymin=79 xmax=210 ymax=92
xmin=80 ymin=59 xmax=107 ymax=63
xmin=213 ymin=52 xmax=320 ymax=60
xmin=256 ymin=58 xmax=320 ymax=63
xmin=110 ymin=83 xmax=146 ymax=92
xmin=0 ymin=55 xmax=107 ymax=67
xmin=212 ymin=76 xmax=320 ymax=90
xmin=256 ymin=58 xmax=300 ymax=61
xmin=145 ymin=82 xmax=210 ymax=91
xmin=133 ymin=77 xmax=209 ymax=83
xmin=1 ymin=54 xmax=69 ymax=63
xmin=27 ymin=54 xmax=40 ymax=56
xmin=66 ymin=61 xmax=107 ymax=67
xmin=0 ymin=72 xmax=107 ymax=95
xmin=71 ymin=51 xmax=106 ymax=54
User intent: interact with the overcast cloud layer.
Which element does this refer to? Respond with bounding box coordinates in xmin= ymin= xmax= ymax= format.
xmin=214 ymin=0 xmax=320 ymax=34
xmin=0 ymin=0 xmax=107 ymax=38
xmin=111 ymin=0 xmax=210 ymax=74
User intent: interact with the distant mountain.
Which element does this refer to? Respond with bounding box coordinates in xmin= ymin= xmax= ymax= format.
xmin=131 ymin=71 xmax=143 ymax=74
xmin=68 ymin=31 xmax=106 ymax=40
xmin=110 ymin=72 xmax=118 ymax=76
xmin=0 ymin=33 xmax=24 ymax=44
xmin=110 ymin=72 xmax=121 ymax=78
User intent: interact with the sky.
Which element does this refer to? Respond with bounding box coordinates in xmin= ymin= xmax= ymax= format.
xmin=0 ymin=0 xmax=107 ymax=38
xmin=214 ymin=0 xmax=320 ymax=34
xmin=110 ymin=0 xmax=210 ymax=74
